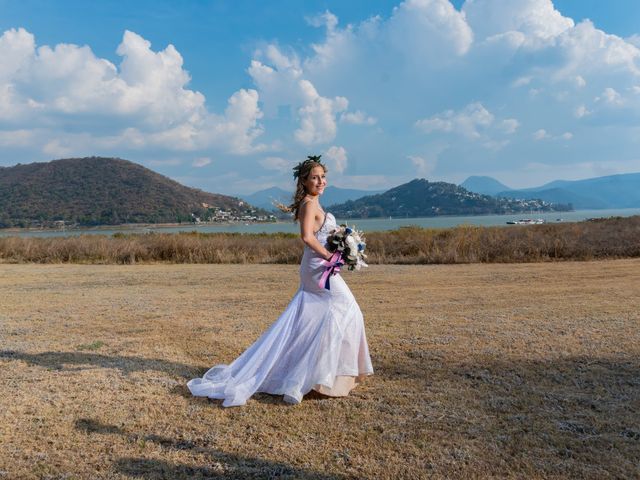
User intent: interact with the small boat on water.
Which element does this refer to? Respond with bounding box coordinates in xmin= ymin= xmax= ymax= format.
xmin=506 ymin=218 xmax=545 ymax=225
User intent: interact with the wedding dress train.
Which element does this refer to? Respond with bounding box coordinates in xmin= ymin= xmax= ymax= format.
xmin=187 ymin=212 xmax=373 ymax=407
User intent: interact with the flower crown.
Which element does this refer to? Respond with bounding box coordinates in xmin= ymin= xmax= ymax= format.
xmin=292 ymin=155 xmax=325 ymax=180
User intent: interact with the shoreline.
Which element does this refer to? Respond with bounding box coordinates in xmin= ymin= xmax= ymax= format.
xmin=0 ymin=219 xmax=288 ymax=234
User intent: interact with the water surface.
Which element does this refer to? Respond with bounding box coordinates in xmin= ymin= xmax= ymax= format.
xmin=2 ymin=208 xmax=639 ymax=238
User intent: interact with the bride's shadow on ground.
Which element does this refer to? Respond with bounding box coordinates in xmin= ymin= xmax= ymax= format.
xmin=0 ymin=349 xmax=205 ymax=379
xmin=75 ymin=418 xmax=345 ymax=479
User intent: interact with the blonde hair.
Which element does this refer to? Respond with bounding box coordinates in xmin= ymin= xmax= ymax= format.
xmin=277 ymin=158 xmax=327 ymax=221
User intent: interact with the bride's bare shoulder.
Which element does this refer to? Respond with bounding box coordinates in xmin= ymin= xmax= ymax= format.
xmin=299 ymin=198 xmax=320 ymax=215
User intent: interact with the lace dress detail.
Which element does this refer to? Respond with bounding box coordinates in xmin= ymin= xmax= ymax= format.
xmin=187 ymin=210 xmax=373 ymax=407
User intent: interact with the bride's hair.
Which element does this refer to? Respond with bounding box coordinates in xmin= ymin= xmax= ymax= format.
xmin=277 ymin=155 xmax=327 ymax=221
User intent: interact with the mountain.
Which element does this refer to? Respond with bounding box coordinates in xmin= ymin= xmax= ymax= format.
xmin=0 ymin=157 xmax=258 ymax=228
xmin=241 ymin=187 xmax=291 ymax=211
xmin=497 ymin=172 xmax=640 ymax=209
xmin=496 ymin=187 xmax=603 ymax=209
xmin=460 ymin=176 xmax=512 ymax=196
xmin=328 ymin=178 xmax=570 ymax=218
xmin=241 ymin=185 xmax=385 ymax=211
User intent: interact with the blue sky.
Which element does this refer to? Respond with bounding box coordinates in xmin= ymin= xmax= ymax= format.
xmin=1 ymin=0 xmax=639 ymax=195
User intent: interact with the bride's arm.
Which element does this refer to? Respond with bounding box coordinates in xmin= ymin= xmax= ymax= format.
xmin=299 ymin=202 xmax=332 ymax=260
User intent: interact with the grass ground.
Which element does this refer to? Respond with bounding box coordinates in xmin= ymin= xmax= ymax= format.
xmin=1 ymin=261 xmax=639 ymax=479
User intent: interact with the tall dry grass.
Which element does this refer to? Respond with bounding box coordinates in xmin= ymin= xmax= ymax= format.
xmin=1 ymin=216 xmax=639 ymax=264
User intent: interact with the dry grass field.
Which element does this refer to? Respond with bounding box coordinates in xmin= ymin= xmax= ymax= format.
xmin=1 ymin=261 xmax=639 ymax=479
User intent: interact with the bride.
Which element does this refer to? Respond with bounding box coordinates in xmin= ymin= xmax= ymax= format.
xmin=187 ymin=156 xmax=373 ymax=407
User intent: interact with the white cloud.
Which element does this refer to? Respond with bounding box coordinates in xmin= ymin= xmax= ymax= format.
xmin=414 ymin=102 xmax=521 ymax=149
xmin=0 ymin=129 xmax=34 ymax=147
xmin=574 ymin=104 xmax=591 ymax=118
xmin=512 ymin=76 xmax=532 ymax=87
xmin=598 ymin=87 xmax=624 ymax=106
xmin=192 ymin=157 xmax=211 ymax=167
xmin=306 ymin=11 xmax=339 ymax=32
xmin=295 ymin=81 xmax=348 ymax=145
xmin=387 ymin=0 xmax=474 ymax=60
xmin=408 ymin=155 xmax=435 ymax=176
xmin=533 ymin=129 xmax=573 ymax=141
xmin=462 ymin=0 xmax=574 ymax=45
xmin=249 ymin=46 xmax=348 ymax=146
xmin=500 ymin=118 xmax=520 ymax=134
xmin=324 ymin=145 xmax=348 ymax=173
xmin=0 ymin=28 xmax=267 ymax=157
xmin=340 ymin=110 xmax=377 ymax=125
xmin=533 ymin=129 xmax=549 ymax=140
xmin=416 ymin=102 xmax=494 ymax=139
xmin=259 ymin=156 xmax=290 ymax=172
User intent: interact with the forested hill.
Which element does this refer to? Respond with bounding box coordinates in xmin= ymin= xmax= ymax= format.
xmin=328 ymin=178 xmax=571 ymax=218
xmin=0 ymin=157 xmax=254 ymax=227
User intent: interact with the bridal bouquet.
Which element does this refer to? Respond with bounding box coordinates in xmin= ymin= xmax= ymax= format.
xmin=319 ymin=224 xmax=368 ymax=290
xmin=327 ymin=225 xmax=368 ymax=271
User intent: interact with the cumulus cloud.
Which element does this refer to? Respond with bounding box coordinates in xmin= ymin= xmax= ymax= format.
xmin=0 ymin=28 xmax=266 ymax=158
xmin=249 ymin=45 xmax=349 ymax=146
xmin=416 ymin=102 xmax=494 ymax=139
xmin=340 ymin=110 xmax=377 ymax=125
xmin=387 ymin=0 xmax=474 ymax=60
xmin=415 ymin=102 xmax=519 ymax=148
xmin=462 ymin=0 xmax=574 ymax=45
xmin=324 ymin=145 xmax=348 ymax=173
xmin=295 ymin=81 xmax=348 ymax=145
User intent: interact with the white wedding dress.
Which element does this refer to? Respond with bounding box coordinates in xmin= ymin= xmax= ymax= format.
xmin=187 ymin=211 xmax=373 ymax=407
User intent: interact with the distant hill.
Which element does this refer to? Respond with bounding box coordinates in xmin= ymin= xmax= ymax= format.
xmin=328 ymin=178 xmax=570 ymax=218
xmin=0 ymin=157 xmax=257 ymax=227
xmin=241 ymin=185 xmax=384 ymax=212
xmin=241 ymin=187 xmax=290 ymax=212
xmin=496 ymin=187 xmax=604 ymax=209
xmin=460 ymin=176 xmax=511 ymax=196
xmin=497 ymin=173 xmax=640 ymax=209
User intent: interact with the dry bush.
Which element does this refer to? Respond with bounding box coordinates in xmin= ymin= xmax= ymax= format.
xmin=1 ymin=216 xmax=639 ymax=264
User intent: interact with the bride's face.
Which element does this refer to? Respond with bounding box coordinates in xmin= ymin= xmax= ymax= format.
xmin=304 ymin=166 xmax=327 ymax=197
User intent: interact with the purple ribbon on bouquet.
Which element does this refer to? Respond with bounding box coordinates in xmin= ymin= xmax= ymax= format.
xmin=318 ymin=251 xmax=344 ymax=290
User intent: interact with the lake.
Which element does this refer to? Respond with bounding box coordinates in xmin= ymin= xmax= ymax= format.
xmin=2 ymin=208 xmax=639 ymax=238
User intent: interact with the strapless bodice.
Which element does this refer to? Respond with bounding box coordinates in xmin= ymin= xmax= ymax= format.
xmin=315 ymin=212 xmax=337 ymax=246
